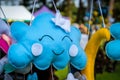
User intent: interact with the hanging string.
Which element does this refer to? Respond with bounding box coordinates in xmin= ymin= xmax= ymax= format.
xmin=98 ymin=0 xmax=106 ymax=28
xmin=30 ymin=0 xmax=37 ymax=26
xmin=88 ymin=0 xmax=93 ymax=31
xmin=51 ymin=65 xmax=54 ymax=80
xmin=0 ymin=6 xmax=10 ymax=26
xmin=30 ymin=63 xmax=33 ymax=73
xmin=24 ymin=74 xmax=25 ymax=80
xmin=29 ymin=0 xmax=37 ymax=75
xmin=88 ymin=0 xmax=93 ymax=39
xmin=68 ymin=62 xmax=71 ymax=73
xmin=52 ymin=0 xmax=58 ymax=12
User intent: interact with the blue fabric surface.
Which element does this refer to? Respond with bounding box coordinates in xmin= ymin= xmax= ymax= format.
xmin=27 ymin=72 xmax=38 ymax=80
xmin=8 ymin=12 xmax=87 ymax=70
xmin=106 ymin=23 xmax=120 ymax=60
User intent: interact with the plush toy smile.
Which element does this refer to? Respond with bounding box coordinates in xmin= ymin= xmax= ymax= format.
xmin=8 ymin=12 xmax=87 ymax=71
xmin=52 ymin=50 xmax=64 ymax=55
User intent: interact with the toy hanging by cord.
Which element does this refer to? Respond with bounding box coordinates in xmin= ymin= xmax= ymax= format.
xmin=7 ymin=0 xmax=87 ymax=80
xmin=8 ymin=9 xmax=87 ymax=78
xmin=0 ymin=1 xmax=86 ymax=80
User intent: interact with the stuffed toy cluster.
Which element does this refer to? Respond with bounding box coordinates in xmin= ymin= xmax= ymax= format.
xmin=8 ymin=12 xmax=87 ymax=71
xmin=0 ymin=18 xmax=12 ymax=74
xmin=0 ymin=18 xmax=11 ymax=54
xmin=106 ymin=23 xmax=120 ymax=60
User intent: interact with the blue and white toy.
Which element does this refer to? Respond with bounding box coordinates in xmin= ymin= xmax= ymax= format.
xmin=8 ymin=12 xmax=87 ymax=71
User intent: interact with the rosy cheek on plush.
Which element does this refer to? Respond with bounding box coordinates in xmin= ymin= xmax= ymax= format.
xmin=31 ymin=43 xmax=43 ymax=56
xmin=69 ymin=44 xmax=78 ymax=57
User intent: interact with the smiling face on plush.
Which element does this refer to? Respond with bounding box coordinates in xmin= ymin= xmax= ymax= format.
xmin=8 ymin=12 xmax=87 ymax=70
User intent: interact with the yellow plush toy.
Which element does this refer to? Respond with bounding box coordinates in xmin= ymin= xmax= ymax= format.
xmin=81 ymin=28 xmax=110 ymax=80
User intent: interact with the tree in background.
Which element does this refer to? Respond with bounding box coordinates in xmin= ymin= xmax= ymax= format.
xmin=113 ymin=0 xmax=120 ymax=21
xmin=76 ymin=0 xmax=87 ymax=23
xmin=59 ymin=0 xmax=77 ymax=23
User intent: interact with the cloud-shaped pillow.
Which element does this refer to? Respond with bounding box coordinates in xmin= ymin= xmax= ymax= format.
xmin=8 ymin=12 xmax=87 ymax=70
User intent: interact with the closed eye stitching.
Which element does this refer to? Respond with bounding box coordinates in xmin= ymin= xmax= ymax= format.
xmin=39 ymin=35 xmax=54 ymax=41
xmin=62 ymin=36 xmax=73 ymax=42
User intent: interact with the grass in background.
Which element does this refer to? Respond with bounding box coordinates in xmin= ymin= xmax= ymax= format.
xmin=96 ymin=62 xmax=120 ymax=80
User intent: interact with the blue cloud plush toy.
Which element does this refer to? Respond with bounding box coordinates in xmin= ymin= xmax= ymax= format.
xmin=106 ymin=23 xmax=120 ymax=60
xmin=8 ymin=12 xmax=87 ymax=70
